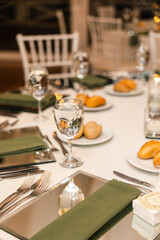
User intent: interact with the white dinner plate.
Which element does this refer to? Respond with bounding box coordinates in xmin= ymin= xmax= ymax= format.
xmin=104 ymin=84 xmax=144 ymax=97
xmin=83 ymin=101 xmax=113 ymax=112
xmin=127 ymin=146 xmax=160 ymax=173
xmin=57 ymin=126 xmax=113 ymax=146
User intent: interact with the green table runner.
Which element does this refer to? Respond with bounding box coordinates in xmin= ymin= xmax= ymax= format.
xmin=70 ymin=75 xmax=113 ymax=89
xmin=0 ymin=93 xmax=56 ymax=110
xmin=0 ymin=134 xmax=46 ymax=157
xmin=30 ymin=180 xmax=141 ymax=240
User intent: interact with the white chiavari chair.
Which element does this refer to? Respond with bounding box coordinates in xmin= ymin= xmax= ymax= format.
xmin=97 ymin=5 xmax=116 ymax=18
xmin=56 ymin=10 xmax=67 ymax=34
xmin=16 ymin=32 xmax=79 ymax=87
xmin=87 ymin=15 xmax=123 ymax=72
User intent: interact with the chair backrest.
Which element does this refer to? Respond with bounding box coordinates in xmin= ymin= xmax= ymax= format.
xmin=87 ymin=16 xmax=123 ymax=72
xmin=97 ymin=5 xmax=116 ymax=18
xmin=87 ymin=15 xmax=122 ymax=41
xmin=56 ymin=10 xmax=67 ymax=34
xmin=16 ymin=32 xmax=79 ymax=86
xmin=149 ymin=31 xmax=160 ymax=71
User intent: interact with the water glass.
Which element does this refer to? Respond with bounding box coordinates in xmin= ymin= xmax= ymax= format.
xmin=148 ymin=74 xmax=160 ymax=113
xmin=54 ymin=97 xmax=84 ymax=168
xmin=144 ymin=108 xmax=160 ymax=139
xmin=29 ymin=66 xmax=48 ymax=122
xmin=135 ymin=44 xmax=148 ymax=72
xmin=72 ymin=51 xmax=89 ymax=91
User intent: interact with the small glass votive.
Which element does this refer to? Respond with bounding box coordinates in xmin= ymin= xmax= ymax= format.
xmin=144 ymin=108 xmax=160 ymax=139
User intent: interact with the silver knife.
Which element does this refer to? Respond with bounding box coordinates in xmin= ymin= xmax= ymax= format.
xmin=113 ymin=171 xmax=154 ymax=188
xmin=52 ymin=131 xmax=68 ymax=155
xmin=0 ymin=166 xmax=39 ymax=175
xmin=0 ymin=169 xmax=44 ymax=180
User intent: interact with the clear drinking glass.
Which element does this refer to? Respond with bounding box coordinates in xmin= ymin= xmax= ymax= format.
xmin=144 ymin=108 xmax=160 ymax=139
xmin=145 ymin=74 xmax=160 ymax=138
xmin=72 ymin=51 xmax=89 ymax=91
xmin=54 ymin=97 xmax=84 ymax=168
xmin=135 ymin=44 xmax=148 ymax=85
xmin=58 ymin=178 xmax=85 ymax=216
xmin=135 ymin=44 xmax=148 ymax=72
xmin=29 ymin=66 xmax=48 ymax=122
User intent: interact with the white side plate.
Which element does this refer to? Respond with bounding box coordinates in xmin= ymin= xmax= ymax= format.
xmin=57 ymin=126 xmax=113 ymax=146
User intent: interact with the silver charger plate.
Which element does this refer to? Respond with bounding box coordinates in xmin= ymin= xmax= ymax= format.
xmin=0 ymin=126 xmax=56 ymax=169
xmin=0 ymin=171 xmax=154 ymax=240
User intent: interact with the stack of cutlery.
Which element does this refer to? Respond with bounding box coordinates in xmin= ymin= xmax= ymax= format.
xmin=0 ymin=166 xmax=44 ymax=180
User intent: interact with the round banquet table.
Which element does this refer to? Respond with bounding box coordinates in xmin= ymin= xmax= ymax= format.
xmin=0 ymin=83 xmax=159 ymax=239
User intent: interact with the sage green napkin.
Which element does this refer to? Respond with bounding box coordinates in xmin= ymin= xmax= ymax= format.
xmin=0 ymin=134 xmax=46 ymax=157
xmin=30 ymin=180 xmax=141 ymax=240
xmin=70 ymin=75 xmax=112 ymax=89
xmin=0 ymin=93 xmax=56 ymax=110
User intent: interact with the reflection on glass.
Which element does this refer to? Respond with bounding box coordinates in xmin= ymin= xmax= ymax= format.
xmin=58 ymin=178 xmax=85 ymax=216
xmin=54 ymin=97 xmax=84 ymax=168
xmin=29 ymin=66 xmax=48 ymax=122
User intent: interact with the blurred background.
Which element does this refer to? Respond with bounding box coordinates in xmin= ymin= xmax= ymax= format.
xmin=0 ymin=0 xmax=159 ymax=91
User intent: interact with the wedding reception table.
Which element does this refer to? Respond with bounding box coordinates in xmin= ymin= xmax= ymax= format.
xmin=0 ymin=82 xmax=159 ymax=240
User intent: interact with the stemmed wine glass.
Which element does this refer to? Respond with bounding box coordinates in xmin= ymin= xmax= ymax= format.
xmin=135 ymin=44 xmax=148 ymax=72
xmin=135 ymin=44 xmax=148 ymax=85
xmin=54 ymin=97 xmax=84 ymax=168
xmin=29 ymin=66 xmax=48 ymax=122
xmin=72 ymin=51 xmax=89 ymax=92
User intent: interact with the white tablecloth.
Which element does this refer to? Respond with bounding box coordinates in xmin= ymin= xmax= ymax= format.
xmin=0 ymin=85 xmax=158 ymax=239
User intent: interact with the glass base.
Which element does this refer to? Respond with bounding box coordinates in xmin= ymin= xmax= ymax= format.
xmin=33 ymin=115 xmax=48 ymax=122
xmin=145 ymin=132 xmax=160 ymax=139
xmin=59 ymin=156 xmax=83 ymax=168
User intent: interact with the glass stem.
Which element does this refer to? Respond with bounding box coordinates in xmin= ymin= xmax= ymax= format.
xmin=38 ymin=100 xmax=42 ymax=120
xmin=67 ymin=139 xmax=73 ymax=161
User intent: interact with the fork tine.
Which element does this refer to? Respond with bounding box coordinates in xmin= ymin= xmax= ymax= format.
xmin=37 ymin=172 xmax=51 ymax=191
xmin=17 ymin=174 xmax=30 ymax=189
xmin=31 ymin=171 xmax=51 ymax=189
xmin=26 ymin=175 xmax=35 ymax=188
xmin=21 ymin=174 xmax=30 ymax=185
xmin=39 ymin=178 xmax=50 ymax=192
xmin=18 ymin=174 xmax=34 ymax=189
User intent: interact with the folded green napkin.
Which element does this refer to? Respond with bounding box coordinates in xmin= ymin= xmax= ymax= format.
xmin=0 ymin=134 xmax=46 ymax=157
xmin=0 ymin=93 xmax=56 ymax=110
xmin=70 ymin=75 xmax=112 ymax=89
xmin=30 ymin=180 xmax=141 ymax=240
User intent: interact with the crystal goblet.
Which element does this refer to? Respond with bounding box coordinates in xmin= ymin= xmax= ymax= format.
xmin=72 ymin=51 xmax=89 ymax=92
xmin=54 ymin=97 xmax=84 ymax=168
xmin=29 ymin=66 xmax=48 ymax=122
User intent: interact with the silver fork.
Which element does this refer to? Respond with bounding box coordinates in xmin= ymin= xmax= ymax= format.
xmin=0 ymin=171 xmax=51 ymax=211
xmin=0 ymin=174 xmax=34 ymax=210
xmin=0 ymin=174 xmax=50 ymax=218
